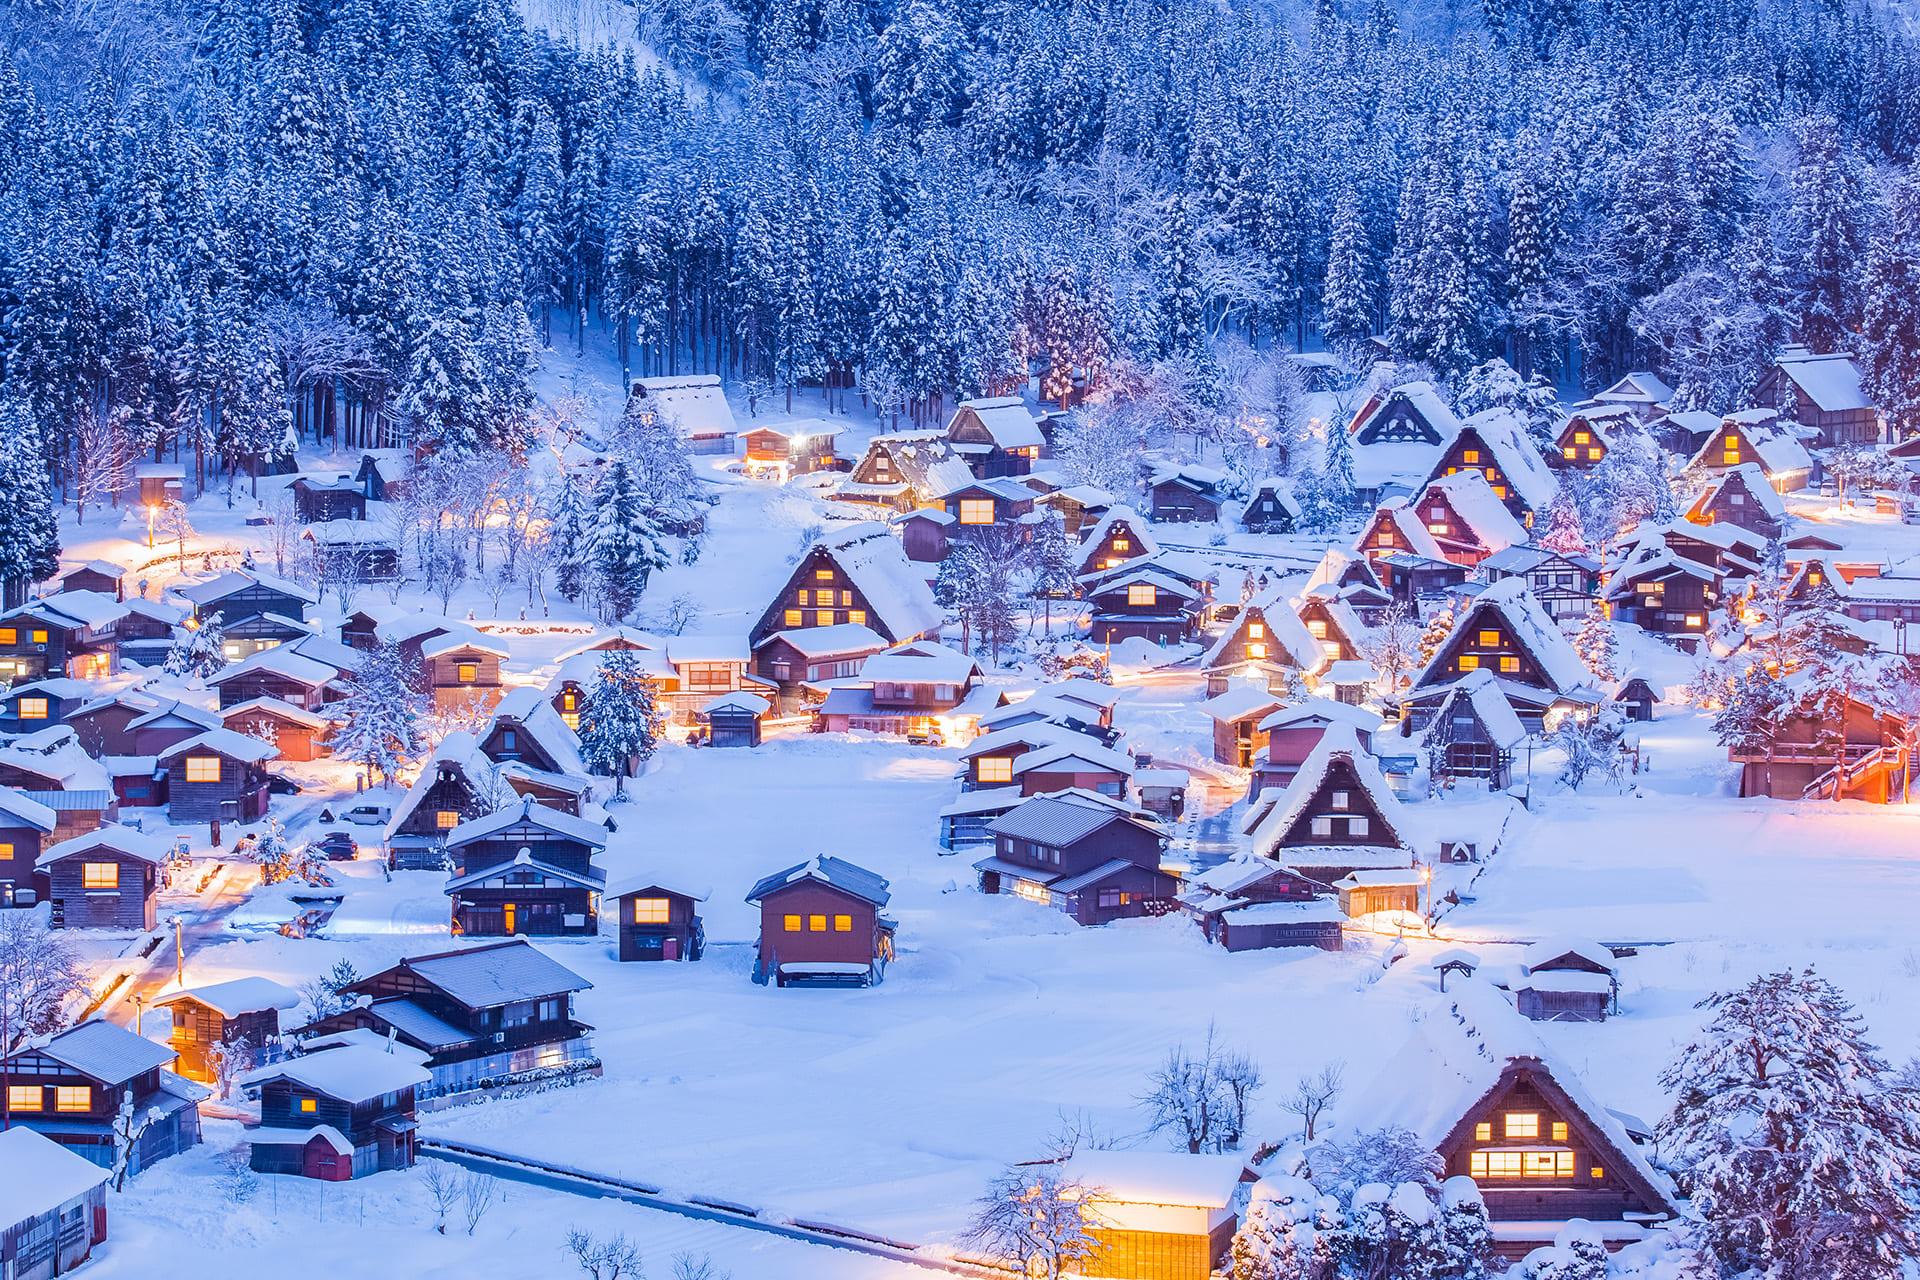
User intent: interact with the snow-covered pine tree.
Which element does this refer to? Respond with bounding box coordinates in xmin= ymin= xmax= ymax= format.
xmin=1417 ymin=598 xmax=1457 ymax=666
xmin=1859 ymin=170 xmax=1920 ymax=439
xmin=1571 ymin=601 xmax=1617 ymax=683
xmin=590 ymin=458 xmax=669 ymax=622
xmin=575 ymin=649 xmax=664 ymax=798
xmin=1322 ymin=187 xmax=1375 ymax=357
xmin=1535 ymin=489 xmax=1589 ymax=556
xmin=165 ymin=613 xmax=228 ymax=679
xmin=552 ymin=473 xmax=594 ymax=604
xmin=1027 ymin=510 xmax=1078 ymax=638
xmin=1229 ymin=1176 xmax=1322 ymax=1280
xmin=0 ymin=405 xmax=59 ymax=609
xmin=1659 ymin=968 xmax=1920 ymax=1279
xmin=1785 ymin=114 xmax=1868 ymax=352
xmin=331 ymin=639 xmax=425 ymax=785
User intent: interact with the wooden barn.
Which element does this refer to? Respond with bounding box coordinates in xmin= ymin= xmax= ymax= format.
xmin=155 ymin=977 xmax=301 ymax=1083
xmin=0 ymin=1128 xmax=110 ymax=1280
xmin=50 ymin=559 xmax=128 ymax=601
xmin=1730 ymin=692 xmax=1908 ymax=803
xmin=942 ymin=476 xmax=1037 ymax=541
xmin=1084 ymin=566 xmax=1203 ymax=646
xmin=1515 ymin=938 xmax=1618 ymax=1022
xmin=241 ymin=1046 xmax=431 ymax=1180
xmin=478 ymin=687 xmax=590 ymax=780
xmin=1240 ymin=477 xmax=1299 ymax=533
xmin=1685 ymin=411 xmax=1811 ymax=491
xmin=749 ymin=522 xmax=944 ymax=650
xmin=1754 ymin=345 xmax=1879 ymax=446
xmin=1614 ymin=675 xmax=1658 ymax=723
xmin=1417 ymin=669 xmax=1529 ymax=790
xmin=303 ymin=523 xmax=400 ymax=582
xmin=156 ymin=730 xmax=277 ymax=823
xmin=746 ymin=855 xmax=896 ymax=988
xmin=608 ymin=876 xmax=708 ymax=962
xmin=701 ymin=692 xmax=768 ymax=747
xmin=293 ymin=940 xmax=597 ymax=1099
xmin=1179 ymin=855 xmax=1345 ymax=951
xmin=35 ymin=825 xmax=163 ymax=930
xmin=1201 ymin=685 xmax=1286 ymax=769
xmin=1147 ymin=464 xmax=1225 ymax=523
xmin=290 ymin=474 xmax=368 ymax=523
xmin=1407 ymin=471 xmax=1529 ymax=567
xmin=974 ymin=792 xmax=1176 ymax=926
xmin=895 ymin=508 xmax=953 ymax=563
xmin=0 ymin=1021 xmax=204 ymax=1176
xmin=420 ymin=633 xmax=509 ymax=714
xmin=946 ymin=396 xmax=1044 ymax=478
xmin=740 ymin=419 xmax=843 ymax=478
xmin=443 ymin=796 xmax=608 ymax=938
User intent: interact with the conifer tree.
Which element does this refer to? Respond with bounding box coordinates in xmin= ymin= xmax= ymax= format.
xmin=1858 ymin=171 xmax=1920 ymax=438
xmin=331 ymin=640 xmax=426 ymax=785
xmin=576 ymin=649 xmax=664 ymax=798
xmin=590 ymin=458 xmax=669 ymax=622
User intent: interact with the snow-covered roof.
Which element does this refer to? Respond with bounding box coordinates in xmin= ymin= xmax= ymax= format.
xmin=1424 ymin=669 xmax=1528 ymax=751
xmin=745 ymin=417 xmax=845 ymax=441
xmin=488 ymin=687 xmax=589 ymax=778
xmin=812 ymin=522 xmax=944 ymax=642
xmin=19 ymin=590 xmax=129 ymax=631
xmin=1420 ymin=471 xmax=1528 ymax=552
xmin=246 ymin=1125 xmax=354 ymax=1155
xmin=295 ymin=1028 xmax=431 ymax=1062
xmin=221 ymin=696 xmax=330 ymax=730
xmin=705 ymin=691 xmax=770 ymax=716
xmin=205 ymin=645 xmax=342 ymax=690
xmin=445 ymin=794 xmax=608 ymax=850
xmin=634 ymin=374 xmax=738 ymax=440
xmin=1776 ymin=346 xmax=1873 ymax=413
xmin=1592 ymin=371 xmax=1675 ymax=407
xmin=30 ymin=1020 xmax=175 ymax=1083
xmin=552 ymin=626 xmax=663 ymax=663
xmin=156 ymin=977 xmax=301 ymax=1018
xmin=1078 ymin=505 xmax=1160 ymax=560
xmin=986 ymin=793 xmax=1157 ymax=847
xmin=0 ymin=1127 xmax=108 ymax=1220
xmin=753 ymin=624 xmax=888 ymax=658
xmin=1418 ymin=578 xmax=1589 ymax=696
xmin=1012 ymin=738 xmax=1137 ymax=778
xmin=1247 ymin=723 xmax=1417 ymax=861
xmin=951 ymin=395 xmax=1044 ymax=449
xmin=1455 ymin=407 xmax=1557 ymax=513
xmin=1522 ymin=936 xmax=1616 ymax=973
xmin=1257 ymin=697 xmax=1382 ymax=735
xmin=859 ymin=642 xmax=978 ymax=686
xmin=421 ymin=631 xmax=510 ymax=660
xmin=1359 ymin=499 xmax=1446 ymax=562
xmin=37 ymin=824 xmax=168 ymax=868
xmin=1199 ymin=587 xmax=1322 ymax=673
xmin=174 ymin=567 xmax=317 ymax=607
xmin=383 ymin=939 xmax=593 ymax=1007
xmin=1687 ymin=415 xmax=1812 ymax=478
xmin=1692 ymin=463 xmax=1788 ymax=523
xmin=154 ymin=728 xmax=280 ymax=765
xmin=385 ymin=732 xmax=499 ymax=839
xmin=303 ymin=520 xmax=395 ymax=548
xmin=604 ymin=873 xmax=712 ymax=903
xmin=0 ymin=787 xmax=57 ymax=833
xmin=665 ymin=634 xmax=750 ymax=665
xmin=0 ymin=728 xmax=108 ymax=791
xmin=745 ymin=855 xmax=891 ymax=908
xmin=243 ymin=1043 xmax=432 ymax=1102
xmin=1058 ymin=1150 xmax=1247 ymax=1209
xmin=1200 ymin=684 xmax=1287 ymax=725
xmin=957 ymin=721 xmax=1087 ymax=762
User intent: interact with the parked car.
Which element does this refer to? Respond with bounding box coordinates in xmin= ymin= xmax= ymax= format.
xmin=341 ymin=803 xmax=390 ymax=826
xmin=906 ymin=726 xmax=945 ymax=747
xmin=268 ymin=774 xmax=303 ymax=796
xmin=314 ymin=832 xmax=358 ymax=861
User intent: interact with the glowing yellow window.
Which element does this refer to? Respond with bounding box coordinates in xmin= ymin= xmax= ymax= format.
xmin=1113 ymin=537 xmax=1131 ymax=552
xmin=1724 ymin=434 xmax=1739 ymax=448
xmin=833 ymin=914 xmax=852 ymax=932
xmin=839 ymin=591 xmax=852 ymax=606
xmin=632 ymin=897 xmax=670 ymax=924
xmin=1573 ymin=431 xmax=1590 ymax=444
xmin=1427 ymin=521 xmax=1449 ymax=534
xmin=1462 ymin=449 xmax=1480 ymax=463
xmin=18 ymin=698 xmax=47 ymax=719
xmin=1472 ymin=1151 xmax=1525 ymax=1178
xmin=797 ymin=590 xmax=811 ymax=606
xmin=1127 ymin=584 xmax=1156 ymax=606
xmin=783 ymin=914 xmax=802 ymax=932
xmin=300 ymin=1098 xmax=317 ymax=1113
xmin=1458 ymin=655 xmax=1479 ymax=671
xmin=1551 ymin=1121 xmax=1569 ymax=1141
xmin=435 ymin=810 xmax=459 ymax=830
xmin=1247 ymin=622 xmax=1265 ymax=639
xmin=1504 ymin=1112 xmax=1539 ymax=1138
xmin=1499 ymin=656 xmax=1519 ymax=673
xmin=1686 ymin=614 xmax=1704 ymax=628
xmin=184 ymin=756 xmax=220 ymax=783
xmin=7 ymin=1085 xmax=42 ymax=1111
xmin=1491 ymin=484 xmax=1508 ymax=498
xmin=1590 ymin=1165 xmax=1606 ymax=1180
xmin=55 ymin=1087 xmax=89 ymax=1113
xmin=959 ymin=499 xmax=995 ymax=525
xmin=30 ymin=630 xmax=46 ymax=644
xmin=977 ymin=757 xmax=1013 ymax=784
xmin=1307 ymin=619 xmax=1326 ymax=638
xmin=1473 ymin=1121 xmax=1491 ymax=1141
xmin=808 ymin=914 xmax=827 ymax=932
xmin=1246 ymin=642 xmax=1266 ymax=659
xmin=814 ymin=568 xmax=834 ymax=581
xmin=457 ymin=662 xmax=478 ymax=684
xmin=0 ymin=843 xmax=13 ymax=861
xmin=0 ymin=628 xmax=13 ymax=644
xmin=814 ymin=610 xmax=834 ymax=627
xmin=848 ymin=610 xmax=867 ymax=625
xmin=1561 ymin=445 xmax=1578 ymax=459
xmin=784 ymin=610 xmax=803 ymax=627
xmin=1808 ymin=571 xmax=1823 ymax=586
xmin=1586 ymin=447 xmax=1601 ymax=460
xmin=82 ymin=862 xmax=119 ymax=889
xmin=1478 ymin=630 xmax=1501 ymax=646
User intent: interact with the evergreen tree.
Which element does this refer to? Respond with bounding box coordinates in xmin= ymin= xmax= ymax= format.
xmin=575 ymin=649 xmax=664 ymax=798
xmin=1785 ymin=115 xmax=1868 ymax=351
xmin=553 ymin=473 xmax=594 ymax=603
xmin=1536 ymin=489 xmax=1589 ymax=556
xmin=0 ymin=406 xmax=59 ymax=607
xmin=164 ymin=613 xmax=228 ymax=679
xmin=1027 ymin=510 xmax=1078 ymax=637
xmin=590 ymin=458 xmax=669 ymax=622
xmin=1572 ymin=601 xmax=1617 ymax=683
xmin=1858 ymin=171 xmax=1920 ymax=439
xmin=1322 ymin=187 xmax=1375 ymax=355
xmin=331 ymin=640 xmax=425 ymax=784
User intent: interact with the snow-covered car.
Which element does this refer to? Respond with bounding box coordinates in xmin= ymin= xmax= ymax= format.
xmin=314 ymin=832 xmax=358 ymax=861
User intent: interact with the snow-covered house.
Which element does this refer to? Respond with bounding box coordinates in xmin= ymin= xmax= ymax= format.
xmin=0 ymin=592 xmax=128 ymax=682
xmin=1249 ymin=699 xmax=1382 ymax=795
xmin=1055 ymin=1149 xmax=1250 ymax=1279
xmin=1034 ymin=483 xmax=1115 ymax=539
xmin=477 ymin=686 xmax=590 ymax=785
xmin=834 ymin=429 xmax=975 ymax=512
xmin=35 ymin=824 xmax=163 ymax=929
xmin=1009 ymin=737 xmax=1137 ymax=798
xmin=1422 ymin=407 xmax=1557 ymax=522
xmin=1201 ymin=684 xmax=1288 ymax=769
xmin=941 ymin=475 xmax=1038 ymax=541
xmin=1586 ymin=370 xmax=1675 ymax=422
xmin=205 ymin=644 xmax=346 ymax=711
xmin=1342 ymin=984 xmax=1679 ymax=1259
xmin=946 ymin=395 xmax=1045 ymax=478
xmin=242 ymin=1045 xmax=432 ymax=1181
xmin=629 ymin=373 xmax=739 ymax=454
xmin=959 ymin=721 xmax=1106 ymax=791
xmin=1754 ymin=344 xmax=1879 ymax=446
xmin=1146 ymin=463 xmax=1226 ymax=523
xmin=1729 ymin=682 xmax=1909 ymax=803
xmin=1356 ymin=496 xmax=1446 ymax=566
xmin=1478 ymin=546 xmax=1601 ymax=623
xmin=1685 ymin=461 xmax=1788 ymax=541
xmin=220 ymin=697 xmax=331 ymax=763
xmin=974 ymin=791 xmax=1175 ymax=926
xmin=1240 ymin=476 xmax=1300 ymax=533
xmin=746 ymin=855 xmax=896 ymax=988
xmin=1347 ymin=381 xmax=1463 ymax=507
xmin=749 ymin=522 xmax=943 ymax=649
xmin=0 ymin=787 xmax=56 ymax=906
xmin=1200 ymin=588 xmax=1322 ymax=696
xmin=1246 ymin=723 xmax=1419 ymax=889
xmin=1603 ymin=544 xmax=1725 ymax=641
xmin=1083 ymin=563 xmax=1205 ymax=646
xmin=0 ymin=727 xmax=117 ymax=842
xmin=172 ymin=567 xmax=317 ymax=640
xmin=1514 ymin=938 xmax=1618 ymax=1023
xmin=1077 ymin=506 xmax=1160 ymax=576
xmin=740 ymin=418 xmax=843 ymax=477
xmin=419 ymin=631 xmax=509 ymax=714
xmin=154 ymin=977 xmax=301 ymax=1083
xmin=384 ymin=731 xmax=503 ymax=869
xmin=0 ymin=1127 xmax=110 ymax=1275
xmin=49 ymin=558 xmax=128 ymax=601
xmin=1295 ymin=588 xmax=1374 ymax=663
xmin=155 ymin=728 xmax=278 ymax=823
xmin=608 ymin=874 xmax=708 ymax=962
xmin=0 ymin=1020 xmax=205 ymax=1176
xmin=1402 ymin=578 xmax=1599 ymax=732
xmin=443 ymin=795 xmax=608 ymax=938
xmin=293 ymin=940 xmax=598 ymax=1098
xmin=1686 ymin=410 xmax=1811 ymax=492
xmin=1550 ymin=404 xmax=1640 ymax=470
xmin=1407 ymin=471 xmax=1530 ymax=567
xmin=1179 ymin=853 xmax=1346 ymax=951
xmin=750 ymin=623 xmax=890 ymax=708
xmin=813 ymin=641 xmax=991 ymax=739
xmin=0 ymin=677 xmax=92 ymax=735
xmin=1415 ymin=668 xmax=1529 ymax=790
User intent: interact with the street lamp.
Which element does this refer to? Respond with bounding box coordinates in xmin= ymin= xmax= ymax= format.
xmin=170 ymin=916 xmax=185 ymax=988
xmin=144 ymin=503 xmax=157 ymax=549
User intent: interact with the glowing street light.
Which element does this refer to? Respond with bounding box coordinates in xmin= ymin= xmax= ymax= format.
xmin=144 ymin=503 xmax=158 ymax=549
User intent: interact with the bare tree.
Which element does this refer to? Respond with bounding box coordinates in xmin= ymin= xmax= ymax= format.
xmin=566 ymin=1229 xmax=644 ymax=1279
xmin=963 ymin=1164 xmax=1103 ymax=1280
xmin=109 ymin=1089 xmax=163 ymax=1190
xmin=1362 ymin=602 xmax=1419 ymax=700
xmin=1141 ymin=1023 xmax=1263 ymax=1153
xmin=207 ymin=1033 xmax=254 ymax=1101
xmin=1281 ymin=1062 xmax=1346 ymax=1143
xmin=461 ymin=1170 xmax=499 ymax=1235
xmin=421 ymin=1164 xmax=462 ymax=1233
xmin=263 ymin=489 xmax=301 ymax=576
xmin=670 ymin=1254 xmax=729 ymax=1280
xmin=72 ymin=408 xmax=137 ymax=524
xmin=157 ymin=499 xmax=196 ymax=574
xmin=0 ymin=913 xmax=89 ymax=1062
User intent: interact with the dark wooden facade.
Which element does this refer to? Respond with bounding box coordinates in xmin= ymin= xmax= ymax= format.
xmin=975 ymin=799 xmax=1175 ymax=926
xmin=747 ymin=858 xmax=895 ymax=987
xmin=0 ymin=1130 xmax=108 ymax=1280
xmin=1085 ymin=575 xmax=1201 ymax=646
xmin=158 ymin=737 xmax=273 ymax=823
xmin=612 ymin=884 xmax=706 ymax=962
xmin=0 ymin=1024 xmax=203 ymax=1175
xmin=39 ymin=831 xmax=159 ymax=930
xmin=247 ymin=1054 xmax=424 ymax=1181
xmin=444 ymin=802 xmax=606 ymax=938
xmin=290 ymin=476 xmax=368 ymax=522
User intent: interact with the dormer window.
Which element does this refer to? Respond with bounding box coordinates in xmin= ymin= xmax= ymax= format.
xmin=1331 ymin=790 xmax=1350 ymax=810
xmin=1462 ymin=449 xmax=1480 ymax=464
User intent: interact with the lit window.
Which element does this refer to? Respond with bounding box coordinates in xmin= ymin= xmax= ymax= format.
xmin=1561 ymin=446 xmax=1577 ymax=459
xmin=1590 ymin=1165 xmax=1605 ymax=1180
xmin=55 ymin=1087 xmax=89 ymax=1112
xmin=1551 ymin=1121 xmax=1568 ymax=1141
xmin=1724 ymin=434 xmax=1738 ymax=448
xmin=1471 ymin=1151 xmax=1525 ymax=1178
xmin=224 ymin=644 xmax=242 ymax=658
xmin=1478 ymin=630 xmax=1501 ymax=646
xmin=1499 ymin=656 xmax=1520 ymax=673
xmin=814 ymin=610 xmax=835 ymax=627
xmin=456 ymin=662 xmax=478 ymax=684
xmin=300 ymin=1098 xmax=317 ymax=1113
xmin=1722 ymin=450 xmax=1740 ymax=465
xmin=959 ymin=499 xmax=995 ymax=526
xmin=1462 ymin=449 xmax=1480 ymax=464
xmin=1492 ymin=485 xmax=1508 ymax=498
xmin=1306 ymin=619 xmax=1327 ymax=638
xmin=1112 ymin=537 xmax=1131 ymax=552
xmin=1458 ymin=655 xmax=1480 ymax=671
xmin=82 ymin=862 xmax=119 ymax=889
xmin=1686 ymin=614 xmax=1704 ymax=628
xmin=632 ymin=897 xmax=670 ymax=924
xmin=797 ymin=590 xmax=812 ymax=607
xmin=839 ymin=591 xmax=852 ymax=606
xmin=783 ymin=914 xmax=802 ymax=932
xmin=784 ymin=610 xmax=803 ymax=628
xmin=1808 ymin=571 xmax=1823 ymax=585
xmin=18 ymin=697 xmax=48 ymax=720
xmin=1586 ymin=447 xmax=1601 ymax=460
xmin=7 ymin=1085 xmax=41 ymax=1111
xmin=185 ymin=757 xmax=221 ymax=783
xmin=1473 ymin=1121 xmax=1491 ymax=1141
xmin=814 ymin=568 xmax=833 ymax=581
xmin=808 ymin=914 xmax=827 ymax=932
xmin=1504 ymin=1112 xmax=1539 ymax=1138
xmin=0 ymin=628 xmax=12 ymax=644
xmin=1247 ymin=621 xmax=1265 ymax=640
xmin=848 ymin=610 xmax=867 ymax=626
xmin=1127 ymin=584 xmax=1156 ymax=607
xmin=1573 ymin=431 xmax=1590 ymax=444
xmin=0 ymin=843 xmax=12 ymax=860
xmin=977 ymin=757 xmax=1013 ymax=784
xmin=1246 ymin=642 xmax=1266 ymax=659
xmin=30 ymin=630 xmax=46 ymax=644
xmin=435 ymin=810 xmax=460 ymax=830
xmin=833 ymin=914 xmax=852 ymax=932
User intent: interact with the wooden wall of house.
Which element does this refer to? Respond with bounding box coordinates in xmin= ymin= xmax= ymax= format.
xmin=0 ymin=825 xmax=45 ymax=898
xmin=755 ymin=884 xmax=880 ymax=970
xmin=616 ymin=889 xmax=703 ymax=961
xmin=44 ymin=853 xmax=155 ymax=929
xmin=752 ymin=547 xmax=901 ymax=646
xmin=165 ymin=754 xmax=268 ymax=824
xmin=1019 ymin=766 xmax=1128 ymax=797
xmin=215 ymin=671 xmax=325 ymax=710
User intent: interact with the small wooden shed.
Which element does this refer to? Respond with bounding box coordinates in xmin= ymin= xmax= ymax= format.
xmin=608 ymin=876 xmax=709 ymax=962
xmin=703 ymin=692 xmax=769 ymax=748
xmin=155 ymin=977 xmax=302 ymax=1083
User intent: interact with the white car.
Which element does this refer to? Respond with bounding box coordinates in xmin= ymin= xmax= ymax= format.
xmin=342 ymin=804 xmax=391 ymax=827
